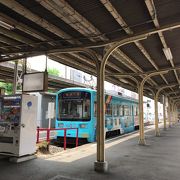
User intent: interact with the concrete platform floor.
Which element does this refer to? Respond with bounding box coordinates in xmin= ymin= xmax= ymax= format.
xmin=0 ymin=124 xmax=180 ymax=180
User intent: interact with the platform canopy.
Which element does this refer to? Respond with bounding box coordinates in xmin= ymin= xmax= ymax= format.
xmin=0 ymin=0 xmax=180 ymax=98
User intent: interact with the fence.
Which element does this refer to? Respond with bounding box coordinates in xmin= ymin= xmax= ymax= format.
xmin=37 ymin=127 xmax=79 ymax=150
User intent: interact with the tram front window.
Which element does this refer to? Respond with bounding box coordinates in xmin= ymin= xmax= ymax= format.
xmin=58 ymin=91 xmax=91 ymax=121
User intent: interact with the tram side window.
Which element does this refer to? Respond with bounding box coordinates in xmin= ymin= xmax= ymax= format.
xmin=83 ymin=98 xmax=90 ymax=118
xmin=134 ymin=106 xmax=138 ymax=116
xmin=115 ymin=118 xmax=117 ymax=125
xmin=94 ymin=101 xmax=97 ymax=117
xmin=119 ymin=105 xmax=123 ymax=116
xmin=138 ymin=107 xmax=139 ymax=115
xmin=106 ymin=103 xmax=112 ymax=115
xmin=137 ymin=106 xmax=139 ymax=115
xmin=124 ymin=105 xmax=131 ymax=116
xmin=112 ymin=104 xmax=118 ymax=116
xmin=132 ymin=106 xmax=133 ymax=115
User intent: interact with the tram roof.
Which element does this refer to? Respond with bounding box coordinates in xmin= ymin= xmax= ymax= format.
xmin=0 ymin=0 xmax=180 ymax=100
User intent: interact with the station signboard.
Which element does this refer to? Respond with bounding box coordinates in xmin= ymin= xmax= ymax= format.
xmin=22 ymin=72 xmax=48 ymax=92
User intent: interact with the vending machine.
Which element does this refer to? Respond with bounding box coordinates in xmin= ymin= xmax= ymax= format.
xmin=0 ymin=94 xmax=37 ymax=157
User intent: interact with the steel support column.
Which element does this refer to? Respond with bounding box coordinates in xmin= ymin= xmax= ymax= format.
xmin=175 ymin=102 xmax=180 ymax=123
xmin=175 ymin=103 xmax=179 ymax=124
xmin=172 ymin=101 xmax=180 ymax=125
xmin=170 ymin=101 xmax=173 ymax=125
xmin=174 ymin=104 xmax=177 ymax=124
xmin=94 ymin=58 xmax=108 ymax=172
xmin=154 ymin=93 xmax=160 ymax=136
xmin=94 ymin=32 xmax=149 ymax=172
xmin=168 ymin=98 xmax=171 ymax=127
xmin=163 ymin=96 xmax=167 ymax=130
xmin=173 ymin=104 xmax=177 ymax=124
xmin=138 ymin=71 xmax=168 ymax=144
xmin=170 ymin=100 xmax=175 ymax=126
xmin=173 ymin=103 xmax=176 ymax=125
xmin=172 ymin=101 xmax=175 ymax=125
xmin=139 ymin=81 xmax=145 ymax=145
xmin=175 ymin=103 xmax=179 ymax=123
xmin=154 ymin=85 xmax=175 ymax=136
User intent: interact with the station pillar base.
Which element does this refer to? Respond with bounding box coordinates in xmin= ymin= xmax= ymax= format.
xmin=138 ymin=138 xmax=146 ymax=146
xmin=94 ymin=161 xmax=108 ymax=172
xmin=155 ymin=131 xmax=160 ymax=137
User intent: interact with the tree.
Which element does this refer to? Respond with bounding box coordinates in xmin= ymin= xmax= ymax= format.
xmin=0 ymin=82 xmax=13 ymax=95
xmin=47 ymin=68 xmax=60 ymax=76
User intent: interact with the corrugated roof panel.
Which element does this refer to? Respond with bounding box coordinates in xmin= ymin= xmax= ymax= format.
xmin=155 ymin=0 xmax=180 ymax=26
xmin=110 ymin=0 xmax=154 ymax=33
xmin=163 ymin=29 xmax=180 ymax=65
xmin=66 ymin=0 xmax=127 ymax=39
xmin=163 ymin=71 xmax=177 ymax=84
xmin=120 ymin=43 xmax=155 ymax=71
xmin=16 ymin=0 xmax=88 ymax=41
xmin=0 ymin=3 xmax=62 ymax=41
xmin=140 ymin=34 xmax=170 ymax=68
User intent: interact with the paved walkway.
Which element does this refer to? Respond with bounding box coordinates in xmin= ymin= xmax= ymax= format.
xmin=0 ymin=124 xmax=180 ymax=180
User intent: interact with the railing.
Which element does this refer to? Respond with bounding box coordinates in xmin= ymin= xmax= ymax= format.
xmin=36 ymin=127 xmax=79 ymax=150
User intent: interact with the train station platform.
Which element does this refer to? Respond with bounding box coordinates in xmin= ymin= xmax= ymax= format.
xmin=0 ymin=124 xmax=180 ymax=180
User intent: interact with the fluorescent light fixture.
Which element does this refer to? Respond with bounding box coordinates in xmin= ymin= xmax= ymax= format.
xmin=163 ymin=47 xmax=173 ymax=61
xmin=0 ymin=20 xmax=14 ymax=30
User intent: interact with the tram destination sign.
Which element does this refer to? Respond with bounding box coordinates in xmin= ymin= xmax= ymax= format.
xmin=61 ymin=91 xmax=90 ymax=99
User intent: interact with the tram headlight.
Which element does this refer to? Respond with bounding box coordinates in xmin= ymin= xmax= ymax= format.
xmin=79 ymin=124 xmax=87 ymax=128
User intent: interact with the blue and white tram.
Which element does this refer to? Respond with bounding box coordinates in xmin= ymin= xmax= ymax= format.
xmin=55 ymin=87 xmax=139 ymax=143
